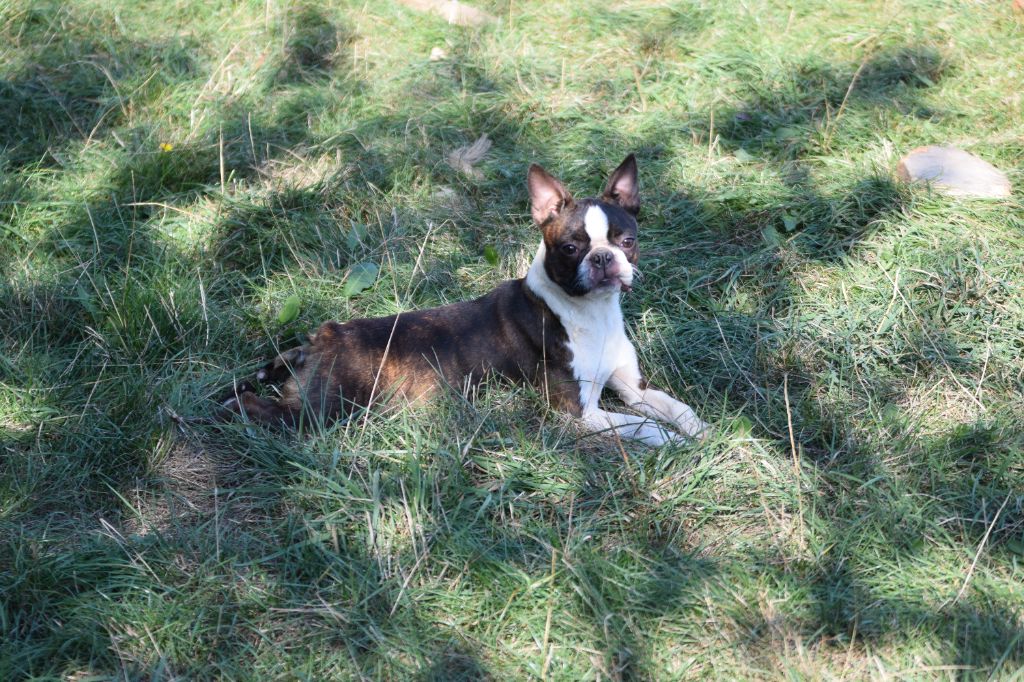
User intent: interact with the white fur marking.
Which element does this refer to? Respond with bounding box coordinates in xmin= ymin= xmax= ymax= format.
xmin=583 ymin=205 xmax=610 ymax=246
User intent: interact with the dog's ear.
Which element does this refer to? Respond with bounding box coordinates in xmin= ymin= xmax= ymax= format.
xmin=527 ymin=164 xmax=572 ymax=225
xmin=602 ymin=154 xmax=639 ymax=215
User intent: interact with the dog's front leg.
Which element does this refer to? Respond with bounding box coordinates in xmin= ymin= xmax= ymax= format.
xmin=607 ymin=352 xmax=708 ymax=439
xmin=581 ymin=408 xmax=683 ymax=446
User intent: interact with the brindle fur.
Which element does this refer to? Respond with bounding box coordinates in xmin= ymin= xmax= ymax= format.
xmin=224 ymin=280 xmax=579 ymax=426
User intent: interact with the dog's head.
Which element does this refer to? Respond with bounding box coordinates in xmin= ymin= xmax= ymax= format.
xmin=527 ymin=154 xmax=640 ymax=297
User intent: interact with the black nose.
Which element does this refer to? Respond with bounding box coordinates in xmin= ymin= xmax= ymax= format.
xmin=589 ymin=250 xmax=613 ymax=267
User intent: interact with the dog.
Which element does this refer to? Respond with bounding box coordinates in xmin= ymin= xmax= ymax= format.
xmin=222 ymin=155 xmax=708 ymax=445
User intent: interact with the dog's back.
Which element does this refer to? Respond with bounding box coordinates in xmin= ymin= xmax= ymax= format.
xmin=224 ymin=279 xmax=579 ymax=425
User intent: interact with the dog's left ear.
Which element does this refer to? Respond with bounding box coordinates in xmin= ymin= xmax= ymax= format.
xmin=602 ymin=154 xmax=639 ymax=215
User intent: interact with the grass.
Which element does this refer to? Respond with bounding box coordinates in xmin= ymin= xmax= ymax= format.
xmin=2 ymin=0 xmax=1023 ymax=678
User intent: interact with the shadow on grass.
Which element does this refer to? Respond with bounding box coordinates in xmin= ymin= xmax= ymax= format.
xmin=0 ymin=10 xmax=199 ymax=170
xmin=274 ymin=5 xmax=357 ymax=85
xmin=707 ymin=316 xmax=1024 ymax=672
xmin=707 ymin=46 xmax=949 ymax=161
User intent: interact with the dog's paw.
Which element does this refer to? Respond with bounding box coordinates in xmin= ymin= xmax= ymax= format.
xmin=214 ymin=383 xmax=255 ymax=421
xmin=634 ymin=424 xmax=685 ymax=447
xmin=686 ymin=421 xmax=711 ymax=442
xmin=256 ymin=347 xmax=306 ymax=383
xmin=665 ymin=424 xmax=710 ymax=446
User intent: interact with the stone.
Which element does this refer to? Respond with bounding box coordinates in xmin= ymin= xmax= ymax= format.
xmin=896 ymin=145 xmax=1011 ymax=198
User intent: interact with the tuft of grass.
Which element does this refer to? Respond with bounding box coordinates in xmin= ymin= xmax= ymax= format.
xmin=2 ymin=0 xmax=1023 ymax=678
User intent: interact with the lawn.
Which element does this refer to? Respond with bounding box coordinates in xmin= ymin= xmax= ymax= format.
xmin=2 ymin=0 xmax=1023 ymax=679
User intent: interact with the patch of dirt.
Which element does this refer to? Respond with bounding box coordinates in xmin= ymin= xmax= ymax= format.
xmin=123 ymin=436 xmax=263 ymax=542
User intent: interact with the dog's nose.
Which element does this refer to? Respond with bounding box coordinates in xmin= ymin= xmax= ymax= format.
xmin=589 ymin=250 xmax=613 ymax=268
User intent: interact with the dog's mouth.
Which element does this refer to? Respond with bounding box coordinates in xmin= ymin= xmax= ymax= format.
xmin=597 ymin=277 xmax=632 ymax=293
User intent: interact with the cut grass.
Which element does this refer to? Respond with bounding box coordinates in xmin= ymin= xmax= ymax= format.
xmin=2 ymin=0 xmax=1023 ymax=679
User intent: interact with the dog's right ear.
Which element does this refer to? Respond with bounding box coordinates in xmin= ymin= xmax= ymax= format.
xmin=527 ymin=164 xmax=572 ymax=226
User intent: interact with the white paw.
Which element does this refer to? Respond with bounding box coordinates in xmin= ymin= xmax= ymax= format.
xmin=664 ymin=423 xmax=710 ymax=446
xmin=684 ymin=421 xmax=710 ymax=441
xmin=636 ymin=424 xmax=683 ymax=447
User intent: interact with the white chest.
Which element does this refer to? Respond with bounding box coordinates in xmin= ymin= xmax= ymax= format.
xmin=561 ymin=302 xmax=632 ymax=409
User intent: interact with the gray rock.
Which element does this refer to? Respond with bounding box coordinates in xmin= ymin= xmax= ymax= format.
xmin=897 ymin=145 xmax=1011 ymax=198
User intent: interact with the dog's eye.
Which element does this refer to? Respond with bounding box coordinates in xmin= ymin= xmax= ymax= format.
xmin=560 ymin=243 xmax=578 ymax=256
xmin=620 ymin=237 xmax=636 ymax=248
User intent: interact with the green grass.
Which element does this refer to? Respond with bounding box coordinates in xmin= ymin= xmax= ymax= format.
xmin=2 ymin=0 xmax=1023 ymax=678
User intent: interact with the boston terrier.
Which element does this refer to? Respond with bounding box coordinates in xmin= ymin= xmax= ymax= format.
xmin=222 ymin=155 xmax=708 ymax=445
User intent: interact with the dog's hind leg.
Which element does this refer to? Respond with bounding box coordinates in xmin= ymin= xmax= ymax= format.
xmin=255 ymin=346 xmax=307 ymax=384
xmin=220 ymin=391 xmax=298 ymax=427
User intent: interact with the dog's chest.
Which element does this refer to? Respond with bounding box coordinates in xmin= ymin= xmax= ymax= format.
xmin=556 ymin=298 xmax=633 ymax=408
